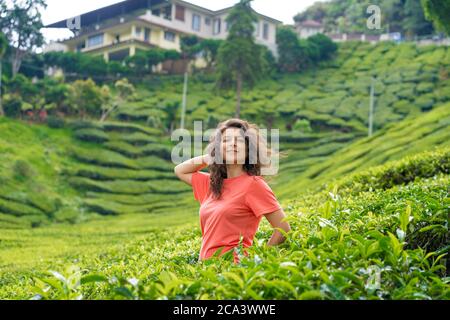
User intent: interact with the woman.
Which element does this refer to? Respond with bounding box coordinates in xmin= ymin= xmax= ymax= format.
xmin=174 ymin=119 xmax=291 ymax=264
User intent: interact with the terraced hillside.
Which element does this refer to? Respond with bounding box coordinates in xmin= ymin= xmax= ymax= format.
xmin=0 ymin=119 xmax=85 ymax=229
xmin=66 ymin=121 xmax=196 ymax=216
xmin=109 ymin=40 xmax=450 ymax=201
xmin=115 ymin=41 xmax=450 ymax=135
xmin=1 ymin=41 xmax=449 ymax=228
xmin=275 ymin=103 xmax=450 ymax=198
xmin=0 ymin=118 xmax=197 ymax=226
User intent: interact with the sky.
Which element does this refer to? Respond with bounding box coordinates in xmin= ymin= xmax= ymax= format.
xmin=41 ymin=0 xmax=321 ymax=43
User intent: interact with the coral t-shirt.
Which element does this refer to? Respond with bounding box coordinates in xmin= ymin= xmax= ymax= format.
xmin=191 ymin=171 xmax=282 ymax=264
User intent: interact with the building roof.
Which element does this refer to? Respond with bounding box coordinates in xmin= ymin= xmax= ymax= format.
xmin=213 ymin=5 xmax=282 ymax=24
xmin=298 ymin=19 xmax=323 ymax=28
xmin=45 ymin=0 xmax=166 ymax=28
xmin=45 ymin=0 xmax=282 ymax=29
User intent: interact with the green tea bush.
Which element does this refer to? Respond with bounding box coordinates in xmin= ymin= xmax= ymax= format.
xmin=29 ymin=172 xmax=449 ymax=300
xmin=13 ymin=160 xmax=35 ymax=181
xmin=72 ymin=165 xmax=174 ymax=181
xmin=46 ymin=116 xmax=65 ymax=129
xmin=414 ymin=94 xmax=435 ymax=111
xmin=334 ymin=147 xmax=449 ymax=193
xmin=0 ymin=198 xmax=44 ymax=217
xmin=416 ymin=82 xmax=434 ymax=94
xmin=74 ymin=129 xmax=109 ymax=143
xmin=70 ymin=148 xmax=139 ymax=169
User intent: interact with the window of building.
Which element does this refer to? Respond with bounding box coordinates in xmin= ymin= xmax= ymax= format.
xmin=213 ymin=18 xmax=221 ymax=35
xmin=205 ymin=17 xmax=211 ymax=26
xmin=153 ymin=8 xmax=160 ymax=16
xmin=87 ymin=33 xmax=104 ymax=47
xmin=263 ymin=23 xmax=269 ymax=40
xmin=135 ymin=27 xmax=142 ymax=37
xmin=76 ymin=42 xmax=85 ymax=52
xmin=144 ymin=28 xmax=151 ymax=42
xmin=225 ymin=21 xmax=230 ymax=32
xmin=254 ymin=21 xmax=260 ymax=37
xmin=152 ymin=5 xmax=172 ymax=20
xmin=162 ymin=5 xmax=172 ymax=20
xmin=164 ymin=31 xmax=176 ymax=42
xmin=175 ymin=5 xmax=185 ymax=21
xmin=192 ymin=14 xmax=201 ymax=31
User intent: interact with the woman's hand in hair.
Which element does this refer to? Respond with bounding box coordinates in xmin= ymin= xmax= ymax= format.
xmin=174 ymin=154 xmax=211 ymax=186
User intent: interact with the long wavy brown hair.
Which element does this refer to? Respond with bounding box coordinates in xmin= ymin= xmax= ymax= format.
xmin=206 ymin=119 xmax=274 ymax=200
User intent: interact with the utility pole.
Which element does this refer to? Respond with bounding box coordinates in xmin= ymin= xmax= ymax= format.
xmin=180 ymin=70 xmax=188 ymax=130
xmin=368 ymin=77 xmax=375 ymax=137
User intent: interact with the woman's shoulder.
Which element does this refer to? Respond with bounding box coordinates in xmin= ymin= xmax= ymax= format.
xmin=194 ymin=171 xmax=210 ymax=177
xmin=250 ymin=175 xmax=266 ymax=181
xmin=248 ymin=175 xmax=269 ymax=186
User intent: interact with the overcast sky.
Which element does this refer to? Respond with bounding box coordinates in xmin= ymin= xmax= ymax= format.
xmin=41 ymin=0 xmax=322 ymax=43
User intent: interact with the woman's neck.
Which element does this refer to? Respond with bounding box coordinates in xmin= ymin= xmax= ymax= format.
xmin=226 ymin=165 xmax=244 ymax=179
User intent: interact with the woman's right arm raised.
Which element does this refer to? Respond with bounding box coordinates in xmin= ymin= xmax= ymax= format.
xmin=174 ymin=154 xmax=212 ymax=186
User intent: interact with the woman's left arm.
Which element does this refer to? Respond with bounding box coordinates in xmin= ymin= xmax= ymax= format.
xmin=264 ymin=209 xmax=291 ymax=246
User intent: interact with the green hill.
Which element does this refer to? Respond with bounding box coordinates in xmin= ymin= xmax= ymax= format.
xmin=0 ymin=40 xmax=449 ymax=299
xmin=275 ymin=103 xmax=450 ymax=198
xmin=117 ymin=41 xmax=450 ymax=133
xmin=1 ymin=41 xmax=449 ymax=224
xmin=1 ymin=137 xmax=448 ymax=299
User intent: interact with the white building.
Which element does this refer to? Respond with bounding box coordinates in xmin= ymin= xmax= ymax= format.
xmin=45 ymin=0 xmax=282 ymax=62
xmin=295 ymin=19 xmax=324 ymax=39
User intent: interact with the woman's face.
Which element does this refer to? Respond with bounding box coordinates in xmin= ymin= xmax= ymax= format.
xmin=221 ymin=127 xmax=247 ymax=165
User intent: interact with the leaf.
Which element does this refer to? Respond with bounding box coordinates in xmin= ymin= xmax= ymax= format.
xmin=280 ymin=261 xmax=297 ymax=268
xmin=222 ymin=272 xmax=244 ymax=289
xmin=80 ymin=274 xmax=108 ymax=285
xmin=299 ymin=290 xmax=323 ymax=300
xmin=399 ymin=204 xmax=412 ymax=232
xmin=114 ymin=286 xmax=135 ymax=299
xmin=388 ymin=232 xmax=403 ymax=257
xmin=48 ymin=271 xmax=66 ymax=283
xmin=320 ymin=283 xmax=345 ymax=300
xmin=419 ymin=224 xmax=447 ymax=233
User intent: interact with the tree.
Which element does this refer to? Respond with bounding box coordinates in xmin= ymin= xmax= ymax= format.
xmin=421 ymin=0 xmax=450 ymax=35
xmin=40 ymin=77 xmax=70 ymax=115
xmin=180 ymin=35 xmax=202 ymax=73
xmin=162 ymin=101 xmax=180 ymax=134
xmin=100 ymin=78 xmax=135 ymax=122
xmin=200 ymin=39 xmax=223 ymax=70
xmin=68 ymin=79 xmax=104 ymax=119
xmin=0 ymin=0 xmax=47 ymax=77
xmin=276 ymin=26 xmax=302 ymax=73
xmin=3 ymin=74 xmax=38 ymax=118
xmin=294 ymin=0 xmax=436 ymax=36
xmin=0 ymin=32 xmax=7 ymax=116
xmin=180 ymin=35 xmax=202 ymax=60
xmin=276 ymin=27 xmax=334 ymax=73
xmin=125 ymin=51 xmax=150 ymax=76
xmin=216 ymin=0 xmax=267 ymax=118
xmin=307 ymin=33 xmax=337 ymax=61
xmin=404 ymin=0 xmax=434 ymax=37
xmin=162 ymin=49 xmax=181 ymax=73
